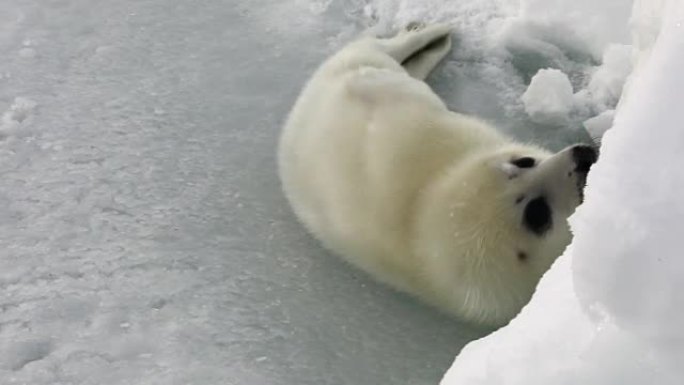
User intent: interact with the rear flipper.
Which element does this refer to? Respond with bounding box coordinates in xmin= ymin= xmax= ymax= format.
xmin=378 ymin=23 xmax=453 ymax=80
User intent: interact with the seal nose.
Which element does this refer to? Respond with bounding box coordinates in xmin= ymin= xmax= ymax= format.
xmin=571 ymin=144 xmax=598 ymax=173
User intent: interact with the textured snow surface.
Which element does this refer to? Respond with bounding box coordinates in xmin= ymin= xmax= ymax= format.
xmin=443 ymin=0 xmax=684 ymax=383
xmin=1 ymin=1 xmax=489 ymax=384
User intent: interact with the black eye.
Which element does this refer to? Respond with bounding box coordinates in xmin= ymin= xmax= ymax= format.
xmin=511 ymin=157 xmax=536 ymax=168
xmin=523 ymin=196 xmax=552 ymax=235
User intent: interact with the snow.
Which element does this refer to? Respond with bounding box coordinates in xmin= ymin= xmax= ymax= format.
xmin=513 ymin=0 xmax=632 ymax=58
xmin=1 ymin=0 xmax=671 ymax=383
xmin=521 ymin=69 xmax=574 ymax=124
xmin=1 ymin=97 xmax=37 ymax=138
xmin=442 ymin=0 xmax=684 ymax=383
xmin=586 ymin=44 xmax=633 ymax=110
xmin=583 ymin=109 xmax=615 ymax=145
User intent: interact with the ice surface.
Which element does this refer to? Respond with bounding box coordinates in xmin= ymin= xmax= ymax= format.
xmin=1 ymin=1 xmax=489 ymax=384
xmin=442 ymin=0 xmax=684 ymax=383
xmin=521 ymin=69 xmax=574 ymax=124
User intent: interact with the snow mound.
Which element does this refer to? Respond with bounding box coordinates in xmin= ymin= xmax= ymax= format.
xmin=442 ymin=0 xmax=684 ymax=382
xmin=521 ymin=69 xmax=574 ymax=124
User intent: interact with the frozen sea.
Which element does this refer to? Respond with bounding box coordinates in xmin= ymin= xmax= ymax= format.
xmin=0 ymin=0 xmax=618 ymax=384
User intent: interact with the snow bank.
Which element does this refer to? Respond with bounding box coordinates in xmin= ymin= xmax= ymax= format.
xmin=442 ymin=0 xmax=684 ymax=382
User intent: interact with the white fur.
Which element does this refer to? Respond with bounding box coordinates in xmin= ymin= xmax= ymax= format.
xmin=279 ymin=24 xmax=586 ymax=325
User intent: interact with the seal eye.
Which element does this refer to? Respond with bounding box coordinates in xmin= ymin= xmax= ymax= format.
xmin=511 ymin=157 xmax=536 ymax=168
xmin=523 ymin=196 xmax=552 ymax=235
